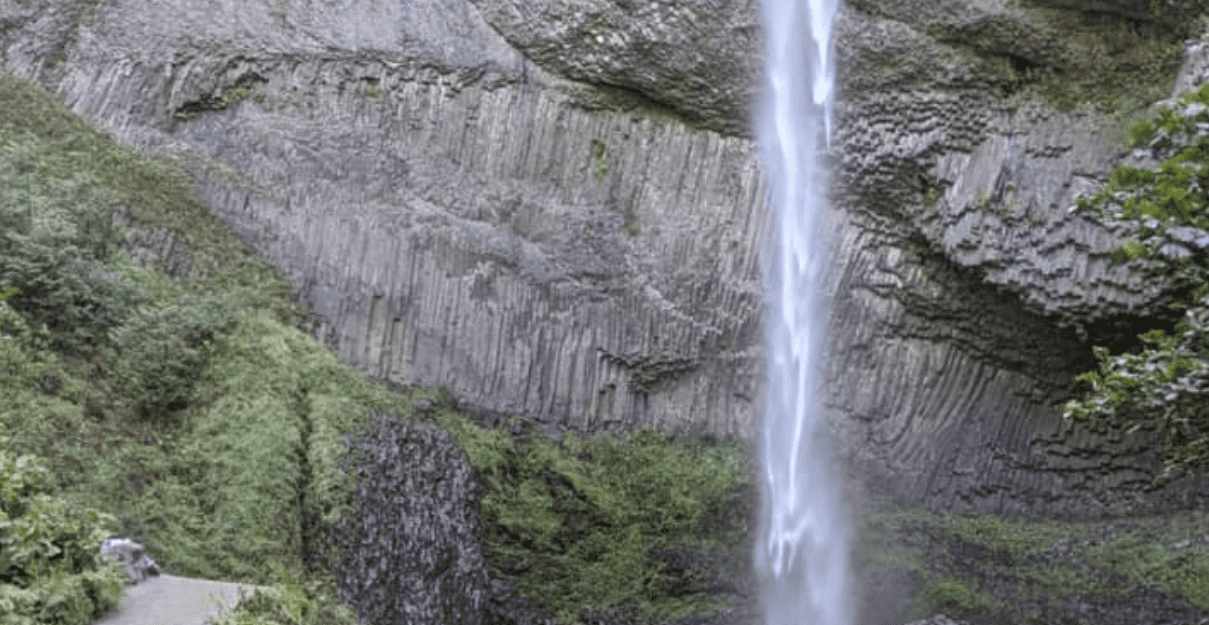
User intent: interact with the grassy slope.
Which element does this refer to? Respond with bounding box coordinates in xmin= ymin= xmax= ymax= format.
xmin=0 ymin=72 xmax=410 ymax=584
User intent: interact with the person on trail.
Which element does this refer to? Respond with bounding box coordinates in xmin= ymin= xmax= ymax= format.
xmin=100 ymin=537 xmax=161 ymax=582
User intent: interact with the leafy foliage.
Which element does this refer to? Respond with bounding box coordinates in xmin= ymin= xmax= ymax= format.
xmin=0 ymin=431 xmax=125 ymax=625
xmin=1067 ymin=82 xmax=1209 ymax=471
xmin=74 ymin=309 xmax=407 ymax=583
xmin=0 ymin=71 xmax=398 ymax=589
xmin=0 ymin=70 xmax=755 ymax=625
xmin=210 ymin=569 xmax=358 ymax=625
xmin=0 ymin=73 xmax=303 ymax=324
xmin=112 ymin=294 xmax=235 ymax=421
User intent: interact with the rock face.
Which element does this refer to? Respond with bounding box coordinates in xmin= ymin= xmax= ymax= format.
xmin=2 ymin=0 xmax=1207 ymax=516
xmin=823 ymin=3 xmax=1209 ymax=516
xmin=334 ymin=413 xmax=487 ymax=625
xmin=2 ymin=0 xmax=767 ymax=440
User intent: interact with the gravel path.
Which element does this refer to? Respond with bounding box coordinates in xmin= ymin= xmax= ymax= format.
xmin=93 ymin=574 xmax=257 ymax=625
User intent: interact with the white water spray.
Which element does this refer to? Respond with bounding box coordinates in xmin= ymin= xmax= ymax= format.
xmin=755 ymin=0 xmax=851 ymax=622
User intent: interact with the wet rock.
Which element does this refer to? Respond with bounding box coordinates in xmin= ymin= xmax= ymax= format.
xmin=333 ymin=413 xmax=488 ymax=625
xmin=466 ymin=0 xmax=761 ymax=135
xmin=1168 ymin=225 xmax=1209 ymax=250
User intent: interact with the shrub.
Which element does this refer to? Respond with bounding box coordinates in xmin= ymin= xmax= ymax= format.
xmin=0 ymin=139 xmax=140 ymax=355
xmin=0 ymin=73 xmax=304 ymax=324
xmin=918 ymin=577 xmax=993 ymax=617
xmin=1069 ymin=82 xmax=1209 ymax=472
xmin=441 ymin=419 xmax=751 ymax=624
xmin=0 ymin=432 xmax=125 ymax=625
xmin=112 ymin=294 xmax=235 ymax=421
xmin=210 ymin=578 xmax=358 ymax=625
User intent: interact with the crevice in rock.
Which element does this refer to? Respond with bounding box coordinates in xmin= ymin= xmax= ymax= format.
xmin=294 ymin=386 xmax=318 ymax=570
xmin=568 ymin=79 xmax=722 ymax=134
xmin=892 ymin=232 xmax=1099 ymax=390
xmin=600 ymin=350 xmax=699 ymax=394
xmin=1017 ymin=0 xmax=1161 ymax=26
xmin=172 ymin=70 xmax=268 ymax=121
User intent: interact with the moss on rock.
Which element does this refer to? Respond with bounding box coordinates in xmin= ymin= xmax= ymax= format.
xmin=859 ymin=508 xmax=1209 ymax=624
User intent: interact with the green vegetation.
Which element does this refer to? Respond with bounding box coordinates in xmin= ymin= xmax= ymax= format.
xmin=976 ymin=191 xmax=994 ymax=212
xmin=174 ymin=83 xmax=256 ymax=120
xmin=211 ymin=574 xmax=358 ymax=625
xmin=623 ymin=214 xmax=640 ymax=236
xmin=441 ymin=415 xmax=751 ymax=624
xmin=1017 ymin=10 xmax=1191 ymax=114
xmin=591 ymin=138 xmax=610 ymax=182
xmin=861 ymin=509 xmax=1209 ymax=623
xmin=1067 ymin=82 xmax=1209 ymax=471
xmin=1085 ymin=516 xmax=1209 ymax=607
xmin=0 ymin=74 xmax=298 ymax=320
xmin=0 ymin=74 xmax=407 ymax=588
xmin=0 ymin=141 xmax=140 ymax=355
xmin=220 ymin=85 xmax=253 ymax=109
xmin=922 ymin=184 xmax=941 ymax=211
xmin=111 ymin=293 xmax=235 ymax=422
xmin=918 ymin=578 xmax=993 ymax=617
xmin=0 ymin=427 xmax=126 ymax=625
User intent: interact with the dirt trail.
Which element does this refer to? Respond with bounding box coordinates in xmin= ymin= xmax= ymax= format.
xmin=93 ymin=574 xmax=257 ymax=625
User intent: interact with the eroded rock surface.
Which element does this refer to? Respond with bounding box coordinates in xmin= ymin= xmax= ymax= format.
xmin=3 ymin=0 xmax=1207 ymax=517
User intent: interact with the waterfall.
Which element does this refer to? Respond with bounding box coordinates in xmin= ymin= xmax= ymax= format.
xmin=754 ymin=0 xmax=851 ymax=622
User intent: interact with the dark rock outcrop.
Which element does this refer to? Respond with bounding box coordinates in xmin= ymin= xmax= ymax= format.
xmin=334 ymin=413 xmax=487 ymax=625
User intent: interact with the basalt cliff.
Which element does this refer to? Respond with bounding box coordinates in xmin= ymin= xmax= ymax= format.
xmin=3 ymin=0 xmax=1207 ymax=521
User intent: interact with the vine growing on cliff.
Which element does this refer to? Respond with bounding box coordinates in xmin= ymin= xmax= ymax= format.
xmin=1067 ymin=82 xmax=1209 ymax=472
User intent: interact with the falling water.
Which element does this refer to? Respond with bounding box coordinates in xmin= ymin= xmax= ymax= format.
xmin=754 ymin=0 xmax=851 ymax=622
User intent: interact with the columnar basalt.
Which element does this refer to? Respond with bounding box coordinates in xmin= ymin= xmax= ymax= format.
xmin=4 ymin=0 xmax=1206 ymax=516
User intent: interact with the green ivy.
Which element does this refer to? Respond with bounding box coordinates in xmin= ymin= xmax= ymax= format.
xmin=1068 ymin=82 xmax=1209 ymax=472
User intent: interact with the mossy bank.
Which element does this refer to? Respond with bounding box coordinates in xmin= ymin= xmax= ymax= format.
xmin=858 ymin=507 xmax=1209 ymax=625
